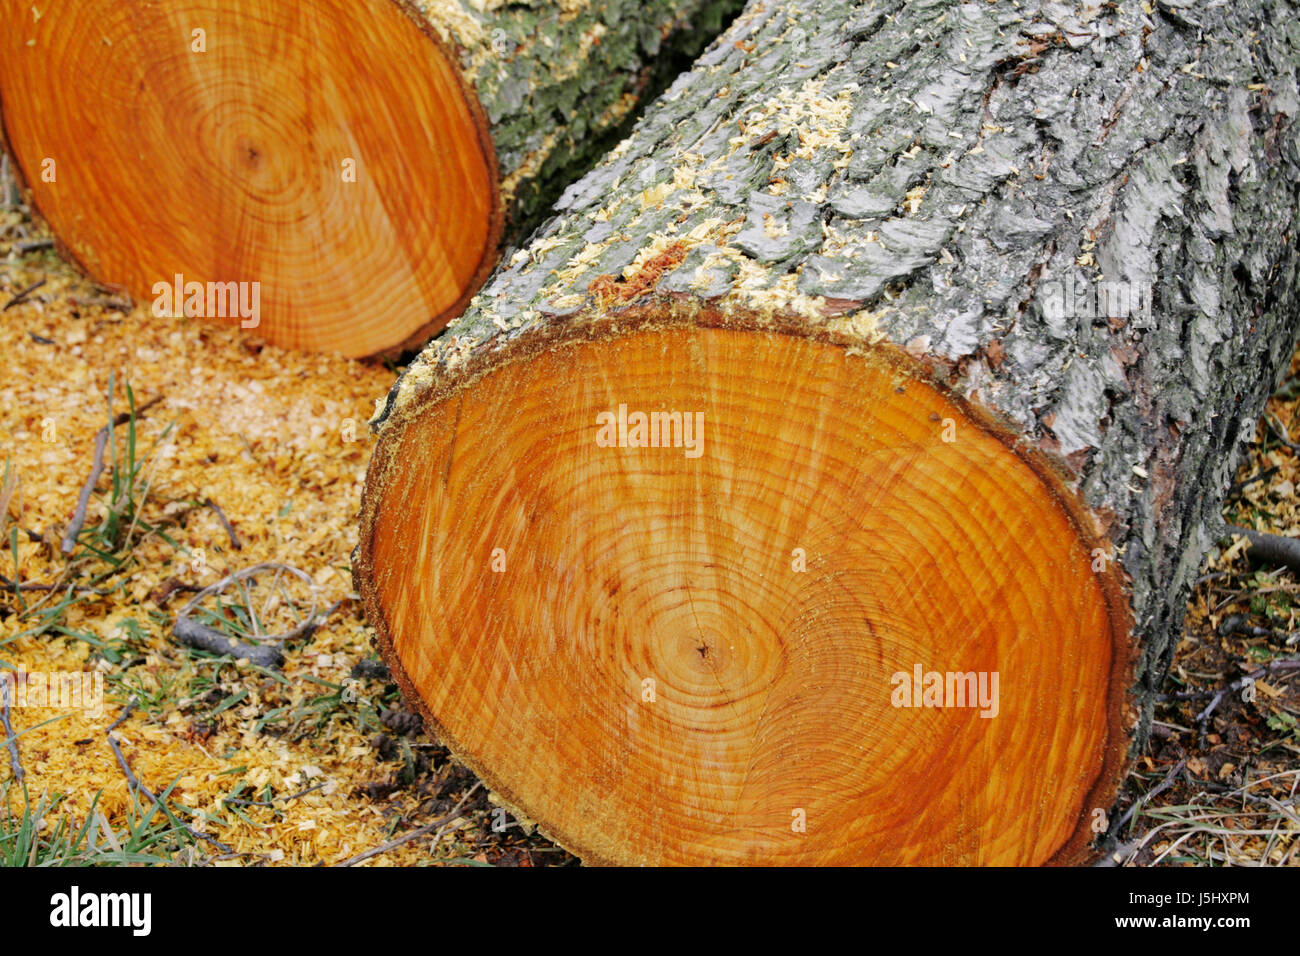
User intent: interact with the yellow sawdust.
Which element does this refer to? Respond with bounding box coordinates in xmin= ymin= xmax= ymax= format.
xmin=0 ymin=234 xmax=510 ymax=865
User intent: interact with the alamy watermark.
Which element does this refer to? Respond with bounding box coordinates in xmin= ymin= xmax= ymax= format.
xmin=49 ymin=886 xmax=150 ymax=936
xmin=151 ymin=274 xmax=260 ymax=328
xmin=1 ymin=670 xmax=104 ymax=719
xmin=1039 ymin=271 xmax=1151 ymax=324
xmin=890 ymin=663 xmax=999 ymax=718
xmin=595 ymin=403 xmax=704 ymax=458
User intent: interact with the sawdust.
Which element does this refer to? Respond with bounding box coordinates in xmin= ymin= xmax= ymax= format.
xmin=0 ymin=213 xmax=567 ymax=867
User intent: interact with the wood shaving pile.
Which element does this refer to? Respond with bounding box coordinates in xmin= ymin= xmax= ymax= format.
xmin=0 ymin=212 xmax=566 ymax=866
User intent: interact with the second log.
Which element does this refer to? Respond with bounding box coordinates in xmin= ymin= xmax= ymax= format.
xmin=0 ymin=0 xmax=740 ymax=355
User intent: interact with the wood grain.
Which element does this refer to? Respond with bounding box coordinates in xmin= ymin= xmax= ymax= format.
xmin=358 ymin=320 xmax=1131 ymax=865
xmin=0 ymin=0 xmax=497 ymax=356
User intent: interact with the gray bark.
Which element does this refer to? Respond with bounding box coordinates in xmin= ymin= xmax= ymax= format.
xmin=414 ymin=0 xmax=744 ymax=235
xmin=376 ymin=0 xmax=1300 ymax=763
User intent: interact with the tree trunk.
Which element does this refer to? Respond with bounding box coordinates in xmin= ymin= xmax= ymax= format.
xmin=0 ymin=0 xmax=739 ymax=356
xmin=356 ymin=0 xmax=1300 ymax=865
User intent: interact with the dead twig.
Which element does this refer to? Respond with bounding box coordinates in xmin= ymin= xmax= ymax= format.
xmin=0 ymin=574 xmax=109 ymax=595
xmin=1095 ymin=758 xmax=1188 ymax=866
xmin=172 ymin=562 xmax=333 ymax=667
xmin=3 ymin=277 xmax=46 ymax=311
xmin=1194 ymin=570 xmax=1233 ymax=587
xmin=1265 ymin=413 xmax=1300 ymax=455
xmin=284 ymin=781 xmax=328 ymax=803
xmin=1193 ymin=776 xmax=1300 ymax=809
xmin=222 ymin=781 xmax=327 ymax=808
xmin=68 ymin=295 xmax=132 ymax=313
xmin=106 ymin=699 xmax=231 ymax=852
xmin=147 ymin=577 xmax=204 ymax=605
xmin=1225 ymin=467 xmax=1279 ymax=499
xmin=202 ymin=498 xmax=242 ymax=550
xmin=13 ymin=239 xmax=53 ymax=254
xmin=334 ymin=782 xmax=484 ymax=867
xmin=172 ymin=616 xmax=284 ymax=668
xmin=1229 ymin=524 xmax=1300 ymax=576
xmin=1 ymin=674 xmax=24 ymax=782
xmin=60 ymin=394 xmax=163 ymax=555
xmin=1119 ymin=758 xmax=1187 ymax=833
xmin=1218 ymin=613 xmax=1276 ymax=639
xmin=1196 ymin=657 xmax=1300 ymax=747
xmin=1094 ymin=835 xmax=1144 ymax=867
xmin=1216 ymin=612 xmax=1299 ymax=647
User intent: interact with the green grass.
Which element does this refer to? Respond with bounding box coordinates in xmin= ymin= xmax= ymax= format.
xmin=70 ymin=376 xmax=180 ymax=563
xmin=3 ymin=375 xmax=185 ymax=656
xmin=0 ymin=782 xmax=189 ymax=866
xmin=251 ymin=672 xmax=392 ymax=742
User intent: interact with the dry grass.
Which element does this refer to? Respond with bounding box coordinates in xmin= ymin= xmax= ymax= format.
xmin=1099 ymin=348 xmax=1300 ymax=866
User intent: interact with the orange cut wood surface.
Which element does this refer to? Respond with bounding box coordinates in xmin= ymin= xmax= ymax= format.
xmin=359 ymin=324 xmax=1130 ymax=866
xmin=0 ymin=0 xmax=498 ymax=356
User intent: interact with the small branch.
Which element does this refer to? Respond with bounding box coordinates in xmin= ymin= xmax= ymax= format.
xmin=1117 ymin=758 xmax=1186 ymax=834
xmin=172 ymin=616 xmax=284 ymax=668
xmin=177 ymin=562 xmax=323 ymax=630
xmin=147 ymin=577 xmax=204 ymax=606
xmin=1156 ymin=688 xmax=1216 ymax=702
xmin=1192 ymin=777 xmax=1300 ymax=809
xmin=334 ymin=782 xmax=483 ymax=867
xmin=1225 ymin=467 xmax=1278 ymax=499
xmin=1227 ymin=524 xmax=1300 ymax=576
xmin=68 ymin=295 xmax=132 ymax=313
xmin=284 ymin=781 xmax=327 ymax=803
xmin=1196 ymin=658 xmax=1300 ymax=748
xmin=0 ymin=574 xmax=108 ymax=595
xmin=1 ymin=675 xmax=24 ymax=782
xmin=61 ymin=427 xmax=112 ymax=556
xmin=1194 ymin=570 xmax=1232 ymax=587
xmin=1093 ymin=836 xmax=1144 ymax=867
xmin=171 ymin=563 xmax=341 ymax=667
xmin=222 ymin=781 xmax=327 ymax=808
xmin=106 ymin=699 xmax=135 ymax=734
xmin=13 ymin=239 xmax=53 ymax=254
xmin=302 ymin=600 xmax=344 ymax=643
xmin=1216 ymin=612 xmax=1298 ymax=647
xmin=3 ymin=277 xmax=46 ymax=311
xmin=106 ymin=708 xmax=144 ymax=793
xmin=1217 ymin=613 xmax=1275 ymax=639
xmin=1265 ymin=413 xmax=1300 ymax=455
xmin=106 ymin=699 xmax=232 ymax=853
xmin=60 ymin=395 xmax=163 ymax=555
xmin=202 ymin=498 xmax=242 ymax=550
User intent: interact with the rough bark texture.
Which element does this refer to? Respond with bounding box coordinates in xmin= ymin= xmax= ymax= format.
xmin=375 ymin=0 xmax=1300 ymax=771
xmin=414 ymin=0 xmax=744 ymax=235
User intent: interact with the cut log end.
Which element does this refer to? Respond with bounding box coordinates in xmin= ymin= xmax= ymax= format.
xmin=358 ymin=310 xmax=1134 ymax=866
xmin=0 ymin=0 xmax=499 ymax=356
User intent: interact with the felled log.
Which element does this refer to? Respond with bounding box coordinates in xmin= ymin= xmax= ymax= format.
xmin=0 ymin=0 xmax=739 ymax=356
xmin=356 ymin=0 xmax=1300 ymax=864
